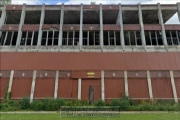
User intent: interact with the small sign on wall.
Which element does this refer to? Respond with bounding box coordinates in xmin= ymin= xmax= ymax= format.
xmin=87 ymin=72 xmax=95 ymax=78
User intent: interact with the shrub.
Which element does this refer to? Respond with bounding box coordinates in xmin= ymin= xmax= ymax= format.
xmin=94 ymin=99 xmax=106 ymax=106
xmin=20 ymin=97 xmax=30 ymax=110
xmin=41 ymin=98 xmax=53 ymax=111
xmin=30 ymin=100 xmax=43 ymax=111
xmin=119 ymin=96 xmax=131 ymax=111
xmin=52 ymin=98 xmax=65 ymax=111
xmin=110 ymin=99 xmax=120 ymax=106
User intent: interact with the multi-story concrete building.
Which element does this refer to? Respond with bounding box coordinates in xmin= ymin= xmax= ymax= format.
xmin=0 ymin=3 xmax=180 ymax=103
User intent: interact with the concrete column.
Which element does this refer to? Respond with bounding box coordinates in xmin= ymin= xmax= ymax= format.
xmin=7 ymin=70 xmax=14 ymax=99
xmin=58 ymin=4 xmax=64 ymax=48
xmin=37 ymin=4 xmax=45 ymax=50
xmin=124 ymin=71 xmax=129 ymax=96
xmin=30 ymin=70 xmax=37 ymax=103
xmin=100 ymin=4 xmax=104 ymax=50
xmin=54 ymin=71 xmax=59 ymax=99
xmin=177 ymin=3 xmax=180 ymax=22
xmin=78 ymin=78 xmax=82 ymax=100
xmin=0 ymin=5 xmax=6 ymax=38
xmin=16 ymin=3 xmax=26 ymax=49
xmin=101 ymin=71 xmax=105 ymax=101
xmin=119 ymin=4 xmax=125 ymax=50
xmin=170 ymin=71 xmax=178 ymax=103
xmin=147 ymin=71 xmax=153 ymax=100
xmin=79 ymin=4 xmax=83 ymax=50
xmin=138 ymin=4 xmax=146 ymax=50
xmin=157 ymin=3 xmax=168 ymax=49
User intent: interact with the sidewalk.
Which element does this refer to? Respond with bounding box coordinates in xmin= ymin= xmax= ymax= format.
xmin=1 ymin=111 xmax=180 ymax=114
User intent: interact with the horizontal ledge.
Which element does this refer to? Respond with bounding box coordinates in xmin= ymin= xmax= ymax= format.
xmin=2 ymin=24 xmax=180 ymax=31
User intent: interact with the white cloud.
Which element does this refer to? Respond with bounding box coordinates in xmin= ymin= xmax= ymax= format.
xmin=11 ymin=0 xmax=40 ymax=4
xmin=57 ymin=0 xmax=180 ymax=5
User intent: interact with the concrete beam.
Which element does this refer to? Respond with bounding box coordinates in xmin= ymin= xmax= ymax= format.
xmin=100 ymin=4 xmax=104 ymax=50
xmin=54 ymin=71 xmax=59 ymax=99
xmin=30 ymin=70 xmax=37 ymax=103
xmin=177 ymin=3 xmax=180 ymax=22
xmin=37 ymin=4 xmax=45 ymax=50
xmin=157 ymin=3 xmax=168 ymax=50
xmin=16 ymin=4 xmax=26 ymax=49
xmin=124 ymin=71 xmax=129 ymax=97
xmin=147 ymin=71 xmax=153 ymax=100
xmin=7 ymin=70 xmax=14 ymax=99
xmin=101 ymin=71 xmax=105 ymax=101
xmin=79 ymin=4 xmax=83 ymax=50
xmin=138 ymin=4 xmax=146 ymax=50
xmin=170 ymin=71 xmax=178 ymax=103
xmin=119 ymin=4 xmax=125 ymax=50
xmin=0 ymin=5 xmax=6 ymax=38
xmin=58 ymin=4 xmax=64 ymax=48
xmin=78 ymin=78 xmax=82 ymax=100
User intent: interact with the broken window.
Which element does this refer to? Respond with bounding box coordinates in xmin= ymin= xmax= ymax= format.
xmin=103 ymin=31 xmax=121 ymax=46
xmin=166 ymin=31 xmax=180 ymax=45
xmin=124 ymin=31 xmax=142 ymax=46
xmin=62 ymin=31 xmax=79 ymax=46
xmin=20 ymin=31 xmax=38 ymax=46
xmin=145 ymin=30 xmax=163 ymax=46
xmin=0 ymin=31 xmax=18 ymax=46
xmin=41 ymin=30 xmax=59 ymax=46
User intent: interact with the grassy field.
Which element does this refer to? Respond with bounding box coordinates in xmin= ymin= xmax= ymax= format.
xmin=1 ymin=113 xmax=180 ymax=120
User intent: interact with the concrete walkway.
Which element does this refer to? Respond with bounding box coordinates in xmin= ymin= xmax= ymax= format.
xmin=0 ymin=111 xmax=180 ymax=114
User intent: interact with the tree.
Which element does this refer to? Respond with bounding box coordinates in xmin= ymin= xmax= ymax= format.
xmin=0 ymin=0 xmax=11 ymax=5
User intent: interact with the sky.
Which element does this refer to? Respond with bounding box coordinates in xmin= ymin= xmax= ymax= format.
xmin=11 ymin=0 xmax=180 ymax=5
xmin=11 ymin=0 xmax=180 ymax=24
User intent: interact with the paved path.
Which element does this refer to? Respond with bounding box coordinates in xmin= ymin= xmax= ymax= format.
xmin=0 ymin=111 xmax=180 ymax=114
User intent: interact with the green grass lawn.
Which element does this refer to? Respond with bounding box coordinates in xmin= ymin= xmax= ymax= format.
xmin=1 ymin=113 xmax=180 ymax=120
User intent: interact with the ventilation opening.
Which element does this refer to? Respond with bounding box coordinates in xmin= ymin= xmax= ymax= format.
xmin=44 ymin=10 xmax=60 ymax=24
xmin=123 ymin=10 xmax=139 ymax=24
xmin=103 ymin=10 xmax=119 ymax=24
xmin=142 ymin=10 xmax=159 ymax=24
xmin=24 ymin=11 xmax=41 ymax=24
xmin=5 ymin=11 xmax=21 ymax=24
xmin=83 ymin=10 xmax=100 ymax=24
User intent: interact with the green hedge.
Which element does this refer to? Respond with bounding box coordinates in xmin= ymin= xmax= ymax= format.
xmin=1 ymin=96 xmax=180 ymax=111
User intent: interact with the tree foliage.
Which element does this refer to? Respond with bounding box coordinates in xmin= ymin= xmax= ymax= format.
xmin=0 ymin=0 xmax=11 ymax=5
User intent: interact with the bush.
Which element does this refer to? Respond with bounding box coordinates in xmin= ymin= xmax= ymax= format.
xmin=110 ymin=99 xmax=120 ymax=106
xmin=52 ymin=98 xmax=65 ymax=111
xmin=119 ymin=96 xmax=131 ymax=111
xmin=0 ymin=100 xmax=20 ymax=111
xmin=30 ymin=100 xmax=43 ymax=111
xmin=20 ymin=97 xmax=30 ymax=110
xmin=94 ymin=99 xmax=106 ymax=106
xmin=41 ymin=98 xmax=53 ymax=111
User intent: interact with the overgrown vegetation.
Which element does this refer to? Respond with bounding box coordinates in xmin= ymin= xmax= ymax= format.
xmin=0 ymin=96 xmax=180 ymax=111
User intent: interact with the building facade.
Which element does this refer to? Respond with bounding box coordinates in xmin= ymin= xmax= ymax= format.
xmin=0 ymin=3 xmax=180 ymax=103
